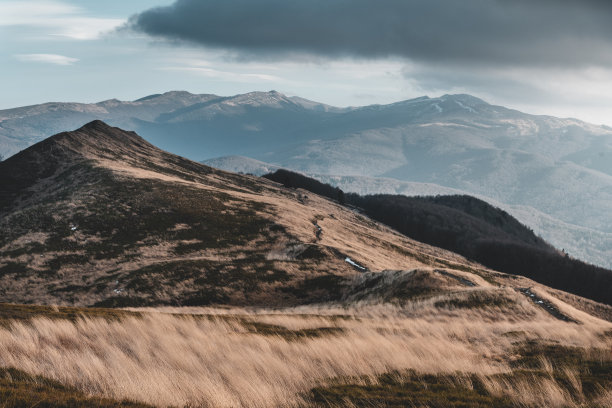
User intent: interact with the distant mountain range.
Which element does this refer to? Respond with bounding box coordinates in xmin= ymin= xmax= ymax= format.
xmin=0 ymin=90 xmax=339 ymax=159
xmin=2 ymin=91 xmax=611 ymax=268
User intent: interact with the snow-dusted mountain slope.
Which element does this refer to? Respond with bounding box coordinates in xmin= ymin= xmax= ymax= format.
xmin=204 ymin=156 xmax=282 ymax=176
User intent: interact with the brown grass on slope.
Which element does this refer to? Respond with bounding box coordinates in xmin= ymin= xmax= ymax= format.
xmin=0 ymin=285 xmax=610 ymax=407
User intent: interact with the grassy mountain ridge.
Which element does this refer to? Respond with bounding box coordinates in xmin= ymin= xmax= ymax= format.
xmin=263 ymin=169 xmax=612 ymax=306
xmin=0 ymin=121 xmax=489 ymax=307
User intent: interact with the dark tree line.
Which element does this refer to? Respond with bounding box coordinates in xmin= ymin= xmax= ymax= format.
xmin=263 ymin=169 xmax=345 ymax=204
xmin=264 ymin=170 xmax=612 ymax=306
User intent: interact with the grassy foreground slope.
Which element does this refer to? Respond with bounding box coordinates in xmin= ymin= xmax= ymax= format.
xmin=0 ymin=270 xmax=611 ymax=408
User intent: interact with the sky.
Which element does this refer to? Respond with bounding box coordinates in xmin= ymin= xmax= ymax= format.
xmin=2 ymin=0 xmax=612 ymax=125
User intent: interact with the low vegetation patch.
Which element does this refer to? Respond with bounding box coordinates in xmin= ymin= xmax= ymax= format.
xmin=92 ymin=296 xmax=152 ymax=308
xmin=0 ymin=303 xmax=139 ymax=327
xmin=45 ymin=254 xmax=90 ymax=272
xmin=283 ymin=274 xmax=347 ymax=301
xmin=309 ymin=352 xmax=612 ymax=408
xmin=346 ymin=270 xmax=448 ymax=304
xmin=111 ymin=257 xmax=291 ymax=306
xmin=435 ymin=292 xmax=513 ymax=310
xmin=240 ymin=320 xmax=345 ymax=341
xmin=309 ymin=371 xmax=513 ymax=407
xmin=296 ymin=244 xmax=328 ymax=261
xmin=0 ymin=262 xmax=28 ymax=277
xmin=0 ymin=367 xmax=151 ymax=408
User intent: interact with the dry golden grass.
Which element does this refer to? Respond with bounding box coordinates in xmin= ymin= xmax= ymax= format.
xmin=0 ymin=286 xmax=611 ymax=407
xmin=597 ymin=390 xmax=612 ymax=408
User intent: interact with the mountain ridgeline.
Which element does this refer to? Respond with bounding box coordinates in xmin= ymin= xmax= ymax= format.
xmin=263 ymin=169 xmax=612 ymax=305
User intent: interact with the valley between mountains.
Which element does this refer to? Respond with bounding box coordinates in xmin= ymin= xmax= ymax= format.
xmin=0 ymin=121 xmax=611 ymax=407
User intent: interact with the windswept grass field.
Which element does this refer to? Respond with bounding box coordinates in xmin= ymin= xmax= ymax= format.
xmin=0 ymin=282 xmax=611 ymax=407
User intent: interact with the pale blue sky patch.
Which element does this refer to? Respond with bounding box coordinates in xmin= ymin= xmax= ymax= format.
xmin=15 ymin=53 xmax=78 ymax=65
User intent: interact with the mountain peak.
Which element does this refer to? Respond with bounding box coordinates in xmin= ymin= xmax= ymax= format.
xmin=132 ymin=90 xmax=217 ymax=105
xmin=36 ymin=120 xmax=159 ymax=165
xmin=82 ymin=118 xmax=150 ymax=143
xmin=67 ymin=119 xmax=137 ymax=144
xmin=440 ymin=94 xmax=488 ymax=106
xmin=0 ymin=121 xmax=188 ymax=212
xmin=219 ymin=90 xmax=298 ymax=109
xmin=239 ymin=90 xmax=288 ymax=100
xmin=391 ymin=93 xmax=491 ymax=115
xmin=79 ymin=119 xmax=114 ymax=131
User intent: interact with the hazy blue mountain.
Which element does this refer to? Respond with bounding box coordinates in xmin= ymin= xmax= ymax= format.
xmin=0 ymin=91 xmax=215 ymax=157
xmin=3 ymin=90 xmax=612 ymax=268
xmin=0 ymin=90 xmax=340 ymax=159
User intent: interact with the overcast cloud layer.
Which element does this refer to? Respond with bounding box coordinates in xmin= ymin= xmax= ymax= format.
xmin=130 ymin=0 xmax=612 ymax=67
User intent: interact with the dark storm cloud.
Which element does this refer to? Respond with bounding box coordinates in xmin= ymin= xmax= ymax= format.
xmin=129 ymin=0 xmax=612 ymax=66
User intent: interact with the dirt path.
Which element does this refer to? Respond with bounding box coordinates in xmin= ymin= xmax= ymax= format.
xmin=517 ymin=288 xmax=578 ymax=323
